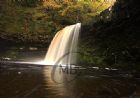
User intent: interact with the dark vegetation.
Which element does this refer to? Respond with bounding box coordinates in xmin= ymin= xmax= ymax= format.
xmin=0 ymin=0 xmax=140 ymax=71
xmin=79 ymin=0 xmax=140 ymax=71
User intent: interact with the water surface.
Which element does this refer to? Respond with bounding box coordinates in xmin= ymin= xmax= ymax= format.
xmin=0 ymin=48 xmax=140 ymax=98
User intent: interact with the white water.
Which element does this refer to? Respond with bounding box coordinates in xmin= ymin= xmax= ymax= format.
xmin=44 ymin=23 xmax=81 ymax=65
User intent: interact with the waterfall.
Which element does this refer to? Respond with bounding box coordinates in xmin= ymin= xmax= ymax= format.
xmin=44 ymin=23 xmax=81 ymax=65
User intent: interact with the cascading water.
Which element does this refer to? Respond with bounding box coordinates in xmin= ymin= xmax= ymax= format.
xmin=44 ymin=23 xmax=81 ymax=65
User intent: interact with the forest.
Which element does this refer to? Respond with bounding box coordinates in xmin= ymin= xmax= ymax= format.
xmin=0 ymin=0 xmax=113 ymax=44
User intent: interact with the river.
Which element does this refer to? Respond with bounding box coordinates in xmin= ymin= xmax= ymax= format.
xmin=0 ymin=47 xmax=140 ymax=98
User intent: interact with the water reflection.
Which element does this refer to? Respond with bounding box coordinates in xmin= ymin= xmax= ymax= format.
xmin=0 ymin=65 xmax=46 ymax=98
xmin=43 ymin=67 xmax=69 ymax=98
xmin=0 ymin=65 xmax=140 ymax=98
xmin=46 ymin=66 xmax=140 ymax=98
xmin=0 ymin=48 xmax=140 ymax=98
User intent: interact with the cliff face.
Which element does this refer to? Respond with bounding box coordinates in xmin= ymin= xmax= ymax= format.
xmin=91 ymin=0 xmax=140 ymax=69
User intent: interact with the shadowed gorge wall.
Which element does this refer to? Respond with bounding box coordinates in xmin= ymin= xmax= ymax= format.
xmin=79 ymin=0 xmax=140 ymax=70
